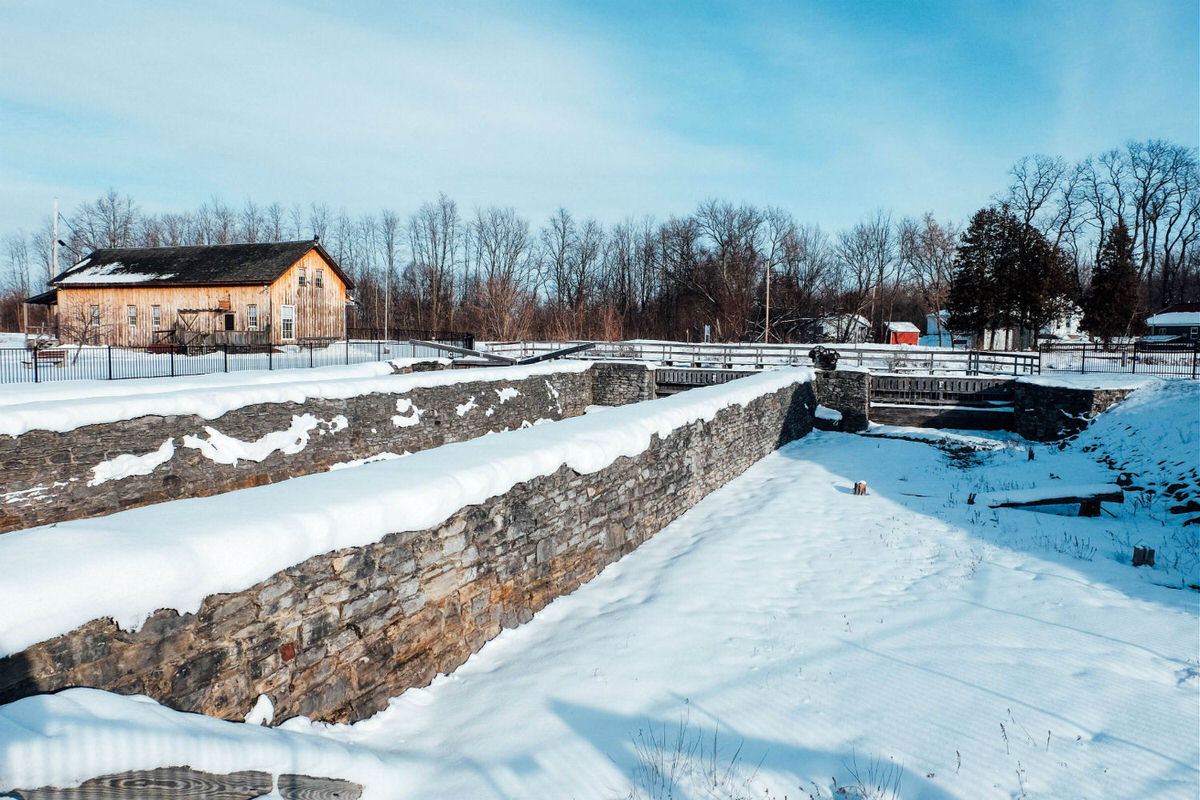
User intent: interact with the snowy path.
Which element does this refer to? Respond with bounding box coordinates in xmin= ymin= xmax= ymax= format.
xmin=6 ymin=429 xmax=1195 ymax=799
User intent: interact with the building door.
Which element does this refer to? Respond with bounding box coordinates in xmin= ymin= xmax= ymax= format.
xmin=224 ymin=313 xmax=235 ymax=331
xmin=281 ymin=305 xmax=295 ymax=341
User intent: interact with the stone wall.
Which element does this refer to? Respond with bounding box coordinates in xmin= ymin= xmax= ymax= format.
xmin=0 ymin=380 xmax=815 ymax=724
xmin=0 ymin=365 xmax=595 ymax=534
xmin=812 ymin=369 xmax=870 ymax=432
xmin=590 ymin=361 xmax=656 ymax=405
xmin=1013 ymin=382 xmax=1134 ymax=441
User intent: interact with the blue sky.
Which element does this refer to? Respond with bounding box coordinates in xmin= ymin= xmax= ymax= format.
xmin=1 ymin=0 xmax=1196 ymax=235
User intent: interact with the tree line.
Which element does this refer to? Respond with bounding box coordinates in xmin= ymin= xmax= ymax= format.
xmin=3 ymin=138 xmax=1196 ymax=346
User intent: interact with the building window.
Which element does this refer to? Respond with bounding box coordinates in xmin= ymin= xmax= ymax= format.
xmin=247 ymin=304 xmax=258 ymax=330
xmin=315 ymin=269 xmax=324 ymax=288
xmin=90 ymin=305 xmax=100 ymax=324
xmin=127 ymin=305 xmax=137 ymax=327
xmin=298 ymin=267 xmax=306 ymax=288
xmin=281 ymin=305 xmax=295 ymax=340
xmin=151 ymin=305 xmax=162 ymax=328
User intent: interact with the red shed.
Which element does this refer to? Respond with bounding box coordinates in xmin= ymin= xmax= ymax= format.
xmin=886 ymin=321 xmax=920 ymax=345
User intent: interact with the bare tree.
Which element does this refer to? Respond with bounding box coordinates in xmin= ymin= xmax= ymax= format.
xmin=900 ymin=214 xmax=958 ymax=345
xmin=407 ymin=193 xmax=461 ymax=330
xmin=470 ymin=206 xmax=534 ymax=339
xmin=836 ymin=211 xmax=895 ymax=341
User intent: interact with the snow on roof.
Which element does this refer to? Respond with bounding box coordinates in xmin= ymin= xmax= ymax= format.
xmin=0 ymin=368 xmax=813 ymax=657
xmin=1145 ymin=311 xmax=1200 ymax=326
xmin=55 ymin=261 xmax=174 ymax=284
xmin=886 ymin=321 xmax=921 ymax=333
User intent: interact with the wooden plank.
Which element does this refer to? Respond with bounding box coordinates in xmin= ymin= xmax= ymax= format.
xmin=8 ymin=769 xmax=364 ymax=800
xmin=9 ymin=767 xmax=271 ymax=800
xmin=277 ymin=774 xmax=363 ymax=800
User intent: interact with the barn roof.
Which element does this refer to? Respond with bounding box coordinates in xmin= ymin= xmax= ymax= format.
xmin=50 ymin=241 xmax=354 ymax=290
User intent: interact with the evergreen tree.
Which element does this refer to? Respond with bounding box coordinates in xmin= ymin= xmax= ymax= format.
xmin=946 ymin=208 xmax=1006 ymax=341
xmin=946 ymin=206 xmax=1072 ymax=348
xmin=1083 ymin=220 xmax=1140 ymax=344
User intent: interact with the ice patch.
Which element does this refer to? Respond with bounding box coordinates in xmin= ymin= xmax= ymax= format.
xmin=183 ymin=415 xmax=345 ymax=465
xmin=87 ymin=439 xmax=176 ymax=486
xmin=391 ymin=399 xmax=422 ymax=428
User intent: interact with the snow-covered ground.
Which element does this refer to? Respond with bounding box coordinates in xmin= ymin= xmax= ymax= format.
xmin=1 ymin=381 xmax=1196 ymax=799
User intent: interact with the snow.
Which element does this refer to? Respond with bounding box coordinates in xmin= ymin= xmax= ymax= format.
xmin=1 ymin=409 xmax=1196 ymax=799
xmin=0 ymin=360 xmax=581 ymax=437
xmin=182 ymin=414 xmax=347 ymax=465
xmin=87 ymin=438 xmax=176 ymax=486
xmin=390 ymin=399 xmax=422 ymax=427
xmin=1017 ymin=374 xmax=1160 ymax=390
xmin=56 ymin=261 xmax=174 ymax=284
xmin=327 ymin=452 xmax=408 ymax=471
xmin=886 ymin=321 xmax=921 ymax=333
xmin=0 ymin=368 xmax=812 ymax=657
xmin=862 ymin=424 xmax=1023 ymax=451
xmin=455 ymin=396 xmax=478 ymax=416
xmin=815 ymin=404 xmax=842 ymax=422
xmin=1146 ymin=311 xmax=1200 ymax=326
xmin=494 ymin=387 xmax=520 ymax=403
xmin=244 ymin=695 xmax=275 ymax=727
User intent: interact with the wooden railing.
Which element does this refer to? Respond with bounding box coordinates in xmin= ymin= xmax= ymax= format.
xmin=483 ymin=340 xmax=1041 ymax=376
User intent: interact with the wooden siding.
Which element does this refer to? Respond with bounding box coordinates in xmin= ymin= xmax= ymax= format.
xmin=267 ymin=249 xmax=349 ymax=341
xmin=53 ymin=248 xmax=349 ymax=347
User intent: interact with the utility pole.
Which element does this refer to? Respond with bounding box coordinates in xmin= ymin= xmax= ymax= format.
xmin=763 ymin=262 xmax=771 ymax=343
xmin=51 ymin=197 xmax=58 ymax=284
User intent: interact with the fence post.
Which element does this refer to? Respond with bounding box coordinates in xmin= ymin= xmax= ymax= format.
xmin=1193 ymin=344 xmax=1197 ymax=380
xmin=1081 ymin=349 xmax=1086 ymax=374
xmin=1131 ymin=345 xmax=1137 ymax=374
xmin=32 ymin=347 xmax=38 ymax=384
xmin=170 ymin=349 xmax=175 ymax=377
xmin=377 ymin=341 xmax=381 ymax=362
xmin=107 ymin=346 xmax=113 ymax=380
xmin=309 ymin=343 xmax=314 ymax=369
xmin=269 ymin=347 xmax=273 ymax=370
xmin=224 ymin=346 xmax=229 ymax=373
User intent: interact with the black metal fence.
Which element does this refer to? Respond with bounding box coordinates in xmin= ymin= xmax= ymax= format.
xmin=0 ymin=340 xmax=454 ymax=384
xmin=1039 ymin=341 xmax=1198 ymax=378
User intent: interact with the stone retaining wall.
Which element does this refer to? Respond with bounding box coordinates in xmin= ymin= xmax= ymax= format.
xmin=591 ymin=361 xmax=656 ymax=405
xmin=0 ymin=364 xmax=659 ymax=534
xmin=0 ymin=379 xmax=815 ymax=724
xmin=1013 ymin=382 xmax=1135 ymax=441
xmin=812 ymin=369 xmax=870 ymax=432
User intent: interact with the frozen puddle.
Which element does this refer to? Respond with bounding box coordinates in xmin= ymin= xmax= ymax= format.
xmin=3 ymin=429 xmax=1195 ymax=799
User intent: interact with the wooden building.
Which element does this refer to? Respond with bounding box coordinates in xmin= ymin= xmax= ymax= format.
xmin=886 ymin=321 xmax=920 ymax=346
xmin=39 ymin=240 xmax=354 ymax=348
